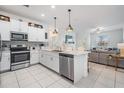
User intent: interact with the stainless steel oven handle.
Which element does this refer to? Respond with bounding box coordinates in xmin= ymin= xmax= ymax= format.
xmin=11 ymin=51 xmax=30 ymax=54
xmin=11 ymin=60 xmax=30 ymax=66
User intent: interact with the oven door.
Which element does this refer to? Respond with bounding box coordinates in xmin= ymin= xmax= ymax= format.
xmin=11 ymin=51 xmax=30 ymax=65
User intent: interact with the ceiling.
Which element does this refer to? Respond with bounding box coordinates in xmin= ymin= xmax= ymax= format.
xmin=0 ymin=5 xmax=124 ymax=31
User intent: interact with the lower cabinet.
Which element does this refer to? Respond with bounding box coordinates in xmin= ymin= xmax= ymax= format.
xmin=30 ymin=51 xmax=39 ymax=65
xmin=40 ymin=51 xmax=59 ymax=73
xmin=0 ymin=51 xmax=10 ymax=72
xmin=40 ymin=53 xmax=48 ymax=66
xmin=48 ymin=55 xmax=59 ymax=73
xmin=88 ymin=52 xmax=99 ymax=63
xmin=28 ymin=27 xmax=46 ymax=42
xmin=0 ymin=21 xmax=10 ymax=41
xmin=99 ymin=53 xmax=108 ymax=65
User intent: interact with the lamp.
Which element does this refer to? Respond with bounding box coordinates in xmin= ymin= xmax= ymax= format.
xmin=66 ymin=9 xmax=74 ymax=32
xmin=53 ymin=17 xmax=58 ymax=36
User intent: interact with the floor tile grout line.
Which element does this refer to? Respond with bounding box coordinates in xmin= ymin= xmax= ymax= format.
xmin=46 ymin=75 xmax=74 ymax=88
xmin=77 ymin=62 xmax=105 ymax=88
xmin=91 ymin=64 xmax=107 ymax=88
xmin=46 ymin=78 xmax=62 ymax=88
xmin=25 ymin=67 xmax=43 ymax=88
xmin=15 ymin=66 xmax=42 ymax=88
xmin=92 ymin=63 xmax=116 ymax=88
xmin=25 ymin=65 xmax=60 ymax=88
xmin=57 ymin=81 xmax=73 ymax=88
xmin=36 ymin=71 xmax=63 ymax=88
xmin=27 ymin=65 xmax=65 ymax=88
xmin=28 ymin=65 xmax=64 ymax=88
xmin=14 ymin=71 xmax=20 ymax=88
xmin=100 ymin=63 xmax=119 ymax=88
xmin=45 ymin=69 xmax=74 ymax=87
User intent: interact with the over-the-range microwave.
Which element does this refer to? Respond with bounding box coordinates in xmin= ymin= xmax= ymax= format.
xmin=11 ymin=32 xmax=28 ymax=41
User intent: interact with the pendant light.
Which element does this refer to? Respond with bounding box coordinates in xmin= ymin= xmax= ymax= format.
xmin=53 ymin=17 xmax=58 ymax=35
xmin=66 ymin=9 xmax=74 ymax=32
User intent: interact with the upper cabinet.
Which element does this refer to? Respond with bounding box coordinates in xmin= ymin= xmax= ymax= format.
xmin=28 ymin=22 xmax=48 ymax=42
xmin=10 ymin=19 xmax=19 ymax=31
xmin=28 ymin=26 xmax=46 ymax=42
xmin=0 ymin=21 xmax=10 ymax=41
xmin=10 ymin=19 xmax=28 ymax=32
xmin=0 ymin=14 xmax=48 ymax=42
xmin=36 ymin=28 xmax=46 ymax=42
xmin=28 ymin=27 xmax=37 ymax=41
xmin=20 ymin=21 xmax=28 ymax=32
xmin=0 ymin=15 xmax=11 ymax=41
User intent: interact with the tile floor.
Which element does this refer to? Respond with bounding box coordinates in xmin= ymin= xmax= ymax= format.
xmin=0 ymin=62 xmax=124 ymax=88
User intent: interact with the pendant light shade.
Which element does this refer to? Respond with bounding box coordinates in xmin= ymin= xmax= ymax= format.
xmin=67 ymin=24 xmax=74 ymax=32
xmin=66 ymin=9 xmax=74 ymax=32
xmin=53 ymin=17 xmax=58 ymax=35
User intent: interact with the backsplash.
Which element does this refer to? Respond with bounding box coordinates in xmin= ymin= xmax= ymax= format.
xmin=2 ymin=41 xmax=48 ymax=51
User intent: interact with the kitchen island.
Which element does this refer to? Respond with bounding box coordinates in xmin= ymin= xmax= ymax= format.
xmin=40 ymin=49 xmax=89 ymax=83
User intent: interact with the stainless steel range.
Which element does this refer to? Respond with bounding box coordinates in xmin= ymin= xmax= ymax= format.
xmin=10 ymin=44 xmax=30 ymax=70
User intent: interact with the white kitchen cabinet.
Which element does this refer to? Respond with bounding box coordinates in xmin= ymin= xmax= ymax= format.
xmin=52 ymin=56 xmax=59 ymax=73
xmin=40 ymin=53 xmax=47 ymax=65
xmin=0 ymin=51 xmax=10 ymax=72
xmin=10 ymin=19 xmax=20 ymax=31
xmin=0 ymin=20 xmax=10 ymax=41
xmin=28 ymin=27 xmax=37 ymax=41
xmin=10 ymin=19 xmax=28 ymax=32
xmin=30 ymin=51 xmax=39 ymax=65
xmin=20 ymin=21 xmax=28 ymax=32
xmin=28 ymin=27 xmax=46 ymax=42
xmin=40 ymin=51 xmax=59 ymax=73
xmin=48 ymin=54 xmax=59 ymax=73
xmin=37 ymin=28 xmax=45 ymax=42
xmin=28 ymin=27 xmax=35 ymax=41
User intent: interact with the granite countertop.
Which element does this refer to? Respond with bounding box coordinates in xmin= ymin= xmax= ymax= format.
xmin=41 ymin=49 xmax=89 ymax=56
xmin=60 ymin=51 xmax=89 ymax=56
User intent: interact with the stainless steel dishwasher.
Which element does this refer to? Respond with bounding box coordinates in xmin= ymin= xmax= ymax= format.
xmin=59 ymin=53 xmax=74 ymax=81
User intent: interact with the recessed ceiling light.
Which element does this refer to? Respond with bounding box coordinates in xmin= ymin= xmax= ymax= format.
xmin=51 ymin=5 xmax=56 ymax=9
xmin=41 ymin=14 xmax=45 ymax=17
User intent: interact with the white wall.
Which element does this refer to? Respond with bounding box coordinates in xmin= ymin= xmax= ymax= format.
xmin=76 ymin=29 xmax=90 ymax=50
xmin=47 ymin=24 xmax=77 ymax=49
xmin=47 ymin=25 xmax=91 ymax=50
xmin=90 ymin=29 xmax=123 ymax=48
xmin=76 ymin=24 xmax=124 ymax=50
